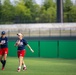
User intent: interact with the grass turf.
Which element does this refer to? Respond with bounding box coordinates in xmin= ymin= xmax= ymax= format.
xmin=0 ymin=57 xmax=76 ymax=75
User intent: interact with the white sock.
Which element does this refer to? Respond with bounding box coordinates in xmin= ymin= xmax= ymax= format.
xmin=19 ymin=66 xmax=21 ymax=69
xmin=23 ymin=64 xmax=26 ymax=67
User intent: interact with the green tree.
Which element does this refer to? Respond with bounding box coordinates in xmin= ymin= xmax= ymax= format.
xmin=0 ymin=0 xmax=2 ymax=23
xmin=24 ymin=0 xmax=40 ymax=23
xmin=39 ymin=0 xmax=56 ymax=23
xmin=43 ymin=0 xmax=56 ymax=10
xmin=63 ymin=0 xmax=73 ymax=22
xmin=14 ymin=0 xmax=31 ymax=23
xmin=24 ymin=0 xmax=35 ymax=9
xmin=1 ymin=0 xmax=14 ymax=24
xmin=64 ymin=0 xmax=73 ymax=12
xmin=69 ymin=5 xmax=76 ymax=22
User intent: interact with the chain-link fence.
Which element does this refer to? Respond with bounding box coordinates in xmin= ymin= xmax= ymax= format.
xmin=0 ymin=28 xmax=76 ymax=37
xmin=0 ymin=23 xmax=76 ymax=38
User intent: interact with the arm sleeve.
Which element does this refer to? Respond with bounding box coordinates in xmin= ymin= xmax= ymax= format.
xmin=23 ymin=39 xmax=28 ymax=45
xmin=4 ymin=37 xmax=8 ymax=44
xmin=6 ymin=37 xmax=8 ymax=42
xmin=0 ymin=38 xmax=1 ymax=43
xmin=6 ymin=37 xmax=8 ymax=43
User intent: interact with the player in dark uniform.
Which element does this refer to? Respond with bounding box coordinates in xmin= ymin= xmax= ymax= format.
xmin=0 ymin=31 xmax=8 ymax=70
xmin=15 ymin=33 xmax=34 ymax=72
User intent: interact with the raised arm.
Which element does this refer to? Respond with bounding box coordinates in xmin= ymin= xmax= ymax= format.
xmin=14 ymin=40 xmax=20 ymax=47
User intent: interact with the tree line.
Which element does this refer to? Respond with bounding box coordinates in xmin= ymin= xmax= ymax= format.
xmin=0 ymin=0 xmax=76 ymax=24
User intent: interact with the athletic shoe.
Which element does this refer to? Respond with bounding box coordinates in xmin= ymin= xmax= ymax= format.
xmin=17 ymin=68 xmax=21 ymax=72
xmin=23 ymin=67 xmax=27 ymax=71
xmin=2 ymin=67 xmax=4 ymax=70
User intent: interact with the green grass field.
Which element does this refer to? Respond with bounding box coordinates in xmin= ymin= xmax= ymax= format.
xmin=0 ymin=57 xmax=76 ymax=75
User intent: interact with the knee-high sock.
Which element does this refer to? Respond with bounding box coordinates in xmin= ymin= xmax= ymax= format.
xmin=3 ymin=60 xmax=6 ymax=67
xmin=1 ymin=60 xmax=4 ymax=64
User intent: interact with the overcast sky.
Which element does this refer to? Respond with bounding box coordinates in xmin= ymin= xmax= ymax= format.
xmin=35 ymin=0 xmax=76 ymax=5
xmin=10 ymin=0 xmax=76 ymax=5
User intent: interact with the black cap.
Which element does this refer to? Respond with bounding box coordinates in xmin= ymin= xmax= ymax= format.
xmin=1 ymin=31 xmax=6 ymax=35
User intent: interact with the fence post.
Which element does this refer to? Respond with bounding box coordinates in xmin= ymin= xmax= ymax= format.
xmin=29 ymin=29 xmax=30 ymax=37
xmin=8 ymin=31 xmax=10 ymax=38
xmin=60 ymin=28 xmax=61 ymax=36
xmin=49 ymin=28 xmax=51 ymax=37
xmin=57 ymin=41 xmax=59 ymax=58
xmin=39 ymin=28 xmax=40 ymax=37
xmin=70 ymin=28 xmax=72 ymax=36
xmin=38 ymin=41 xmax=40 ymax=57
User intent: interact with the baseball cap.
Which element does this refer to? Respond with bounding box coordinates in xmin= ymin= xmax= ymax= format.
xmin=1 ymin=31 xmax=6 ymax=35
xmin=17 ymin=33 xmax=23 ymax=36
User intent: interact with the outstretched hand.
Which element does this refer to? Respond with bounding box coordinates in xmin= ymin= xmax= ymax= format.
xmin=31 ymin=49 xmax=34 ymax=53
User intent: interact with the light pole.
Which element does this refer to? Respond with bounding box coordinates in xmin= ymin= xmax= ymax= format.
xmin=0 ymin=0 xmax=1 ymax=23
xmin=57 ymin=0 xmax=63 ymax=23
